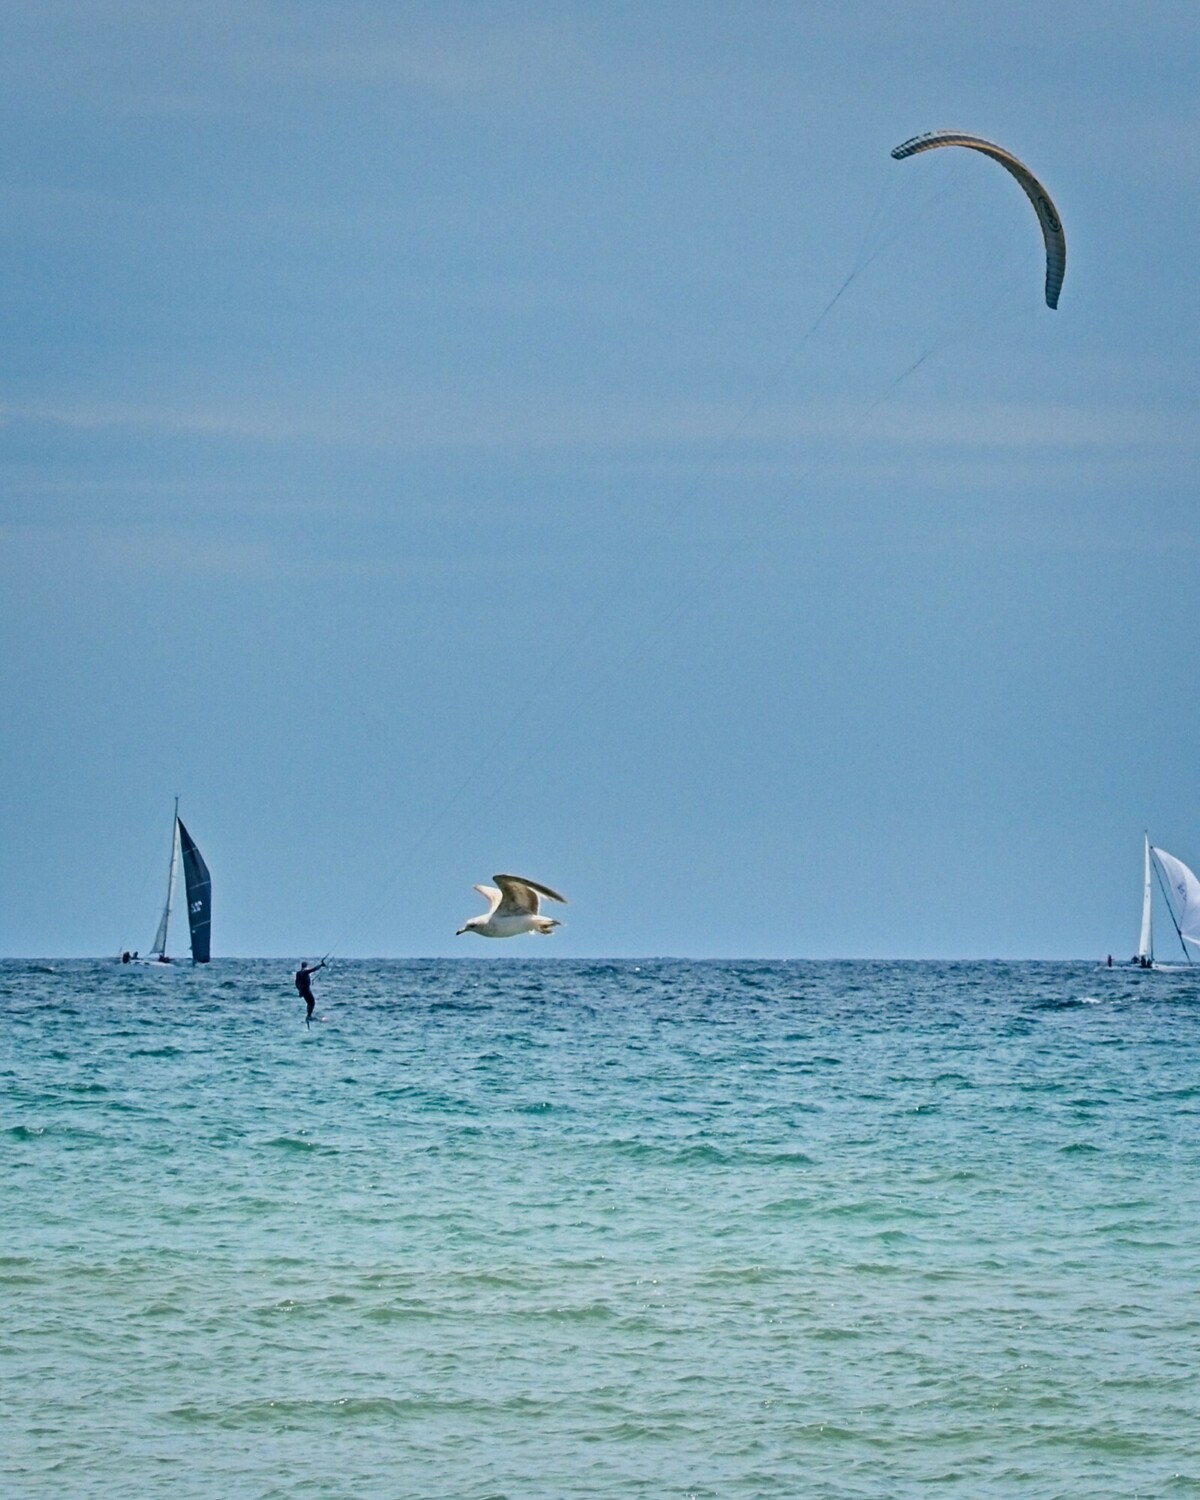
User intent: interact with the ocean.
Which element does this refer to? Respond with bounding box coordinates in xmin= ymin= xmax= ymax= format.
xmin=3 ymin=958 xmax=1199 ymax=1498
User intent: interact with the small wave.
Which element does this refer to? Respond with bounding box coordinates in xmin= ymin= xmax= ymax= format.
xmin=261 ymin=1135 xmax=338 ymax=1154
xmin=873 ymin=1227 xmax=911 ymax=1244
xmin=763 ymin=1195 xmax=814 ymax=1216
xmin=0 ymin=1261 xmax=40 ymax=1286
xmin=606 ymin=1139 xmax=815 ymax=1169
xmin=530 ymin=1300 xmax=619 ymax=1324
xmin=362 ymin=1303 xmax=431 ymax=1325
xmin=700 ymin=1264 xmax=780 ymax=1284
xmin=168 ymin=1394 xmax=499 ymax=1427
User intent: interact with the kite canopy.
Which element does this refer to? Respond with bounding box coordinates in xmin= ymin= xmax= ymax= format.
xmin=891 ymin=131 xmax=1066 ymax=309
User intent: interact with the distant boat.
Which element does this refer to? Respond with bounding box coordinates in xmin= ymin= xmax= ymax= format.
xmin=1131 ymin=836 xmax=1199 ymax=968
xmin=131 ymin=798 xmax=212 ymax=965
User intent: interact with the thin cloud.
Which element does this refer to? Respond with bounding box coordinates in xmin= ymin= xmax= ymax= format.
xmin=0 ymin=399 xmax=312 ymax=443
xmin=861 ymin=400 xmax=1200 ymax=450
xmin=3 ymin=390 xmax=1197 ymax=461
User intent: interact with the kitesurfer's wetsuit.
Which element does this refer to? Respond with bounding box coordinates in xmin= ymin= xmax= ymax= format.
xmin=295 ymin=962 xmax=324 ymax=1026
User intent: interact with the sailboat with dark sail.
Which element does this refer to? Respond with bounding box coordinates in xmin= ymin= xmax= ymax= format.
xmin=140 ymin=798 xmax=212 ymax=965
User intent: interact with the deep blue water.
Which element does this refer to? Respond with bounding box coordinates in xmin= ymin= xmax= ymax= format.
xmin=3 ymin=958 xmax=1200 ymax=1498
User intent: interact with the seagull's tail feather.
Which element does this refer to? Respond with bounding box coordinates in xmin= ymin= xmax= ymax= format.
xmin=533 ymin=918 xmax=562 ymax=936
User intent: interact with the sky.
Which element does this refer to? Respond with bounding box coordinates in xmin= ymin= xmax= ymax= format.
xmin=2 ymin=0 xmax=1199 ymax=959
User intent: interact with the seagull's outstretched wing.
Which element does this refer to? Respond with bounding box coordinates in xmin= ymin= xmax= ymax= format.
xmin=473 ymin=884 xmax=502 ymax=914
xmin=494 ymin=874 xmax=568 ymax=915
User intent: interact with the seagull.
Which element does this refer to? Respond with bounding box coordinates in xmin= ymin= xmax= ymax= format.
xmin=456 ymin=874 xmax=568 ymax=939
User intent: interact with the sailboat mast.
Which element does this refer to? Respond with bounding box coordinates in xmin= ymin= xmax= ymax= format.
xmin=1138 ymin=833 xmax=1153 ymax=963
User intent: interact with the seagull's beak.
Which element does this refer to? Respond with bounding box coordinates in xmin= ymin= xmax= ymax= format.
xmin=455 ymin=926 xmax=467 ymax=936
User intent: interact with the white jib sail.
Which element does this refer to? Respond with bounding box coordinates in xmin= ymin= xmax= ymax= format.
xmin=151 ymin=812 xmax=180 ymax=957
xmin=1138 ymin=834 xmax=1153 ymax=961
xmin=1151 ymin=846 xmax=1200 ymax=950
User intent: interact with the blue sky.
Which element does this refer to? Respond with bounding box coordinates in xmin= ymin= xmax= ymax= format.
xmin=3 ymin=1 xmax=1198 ymax=958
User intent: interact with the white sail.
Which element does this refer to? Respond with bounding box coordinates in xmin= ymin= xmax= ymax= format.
xmin=1151 ymin=846 xmax=1200 ymax=951
xmin=1137 ymin=835 xmax=1153 ymax=962
xmin=149 ymin=800 xmax=180 ymax=959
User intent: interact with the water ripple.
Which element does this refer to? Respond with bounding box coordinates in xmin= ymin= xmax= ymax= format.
xmin=3 ymin=957 xmax=1199 ymax=1499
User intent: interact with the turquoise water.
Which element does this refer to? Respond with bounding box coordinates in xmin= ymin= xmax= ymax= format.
xmin=4 ymin=958 xmax=1200 ymax=1498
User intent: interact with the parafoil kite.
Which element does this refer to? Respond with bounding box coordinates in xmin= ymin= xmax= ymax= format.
xmin=891 ymin=132 xmax=1066 ymax=309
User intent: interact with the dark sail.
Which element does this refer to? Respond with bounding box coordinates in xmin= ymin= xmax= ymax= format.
xmin=177 ymin=818 xmax=212 ymax=964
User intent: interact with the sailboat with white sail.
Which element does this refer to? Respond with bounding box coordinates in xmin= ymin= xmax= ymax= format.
xmin=129 ymin=798 xmax=212 ymax=965
xmin=1131 ymin=835 xmax=1200 ymax=969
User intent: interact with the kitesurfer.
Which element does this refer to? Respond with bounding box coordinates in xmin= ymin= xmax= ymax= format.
xmin=295 ymin=959 xmax=326 ymax=1027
